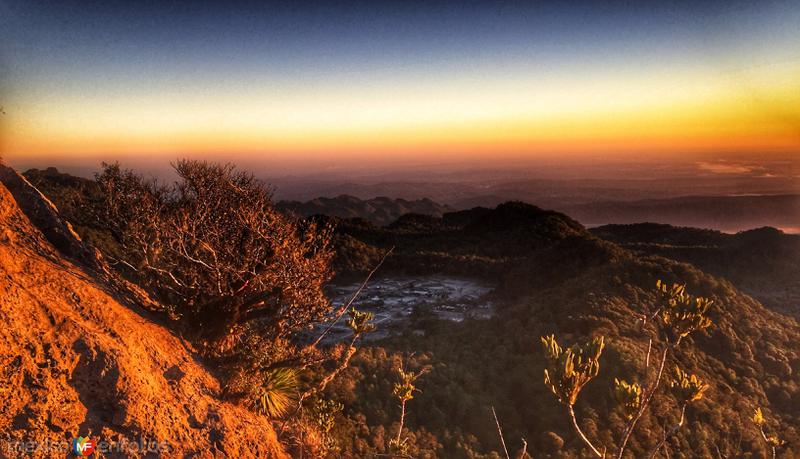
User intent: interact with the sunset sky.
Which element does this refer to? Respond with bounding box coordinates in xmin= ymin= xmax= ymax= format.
xmin=1 ymin=0 xmax=799 ymax=171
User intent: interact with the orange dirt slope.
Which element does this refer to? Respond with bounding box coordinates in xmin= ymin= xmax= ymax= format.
xmin=0 ymin=177 xmax=288 ymax=458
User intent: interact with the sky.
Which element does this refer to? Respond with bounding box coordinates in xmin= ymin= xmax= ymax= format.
xmin=1 ymin=0 xmax=799 ymax=173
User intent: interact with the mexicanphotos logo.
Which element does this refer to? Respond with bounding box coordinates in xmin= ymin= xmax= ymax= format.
xmin=72 ymin=436 xmax=95 ymax=456
xmin=3 ymin=437 xmax=171 ymax=455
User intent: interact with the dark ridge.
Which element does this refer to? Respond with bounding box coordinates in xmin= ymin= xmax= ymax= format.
xmin=465 ymin=201 xmax=585 ymax=237
xmin=386 ymin=213 xmax=445 ymax=232
xmin=277 ymin=194 xmax=454 ymax=226
xmin=441 ymin=206 xmax=492 ymax=228
xmin=590 ymin=222 xmax=726 ymax=246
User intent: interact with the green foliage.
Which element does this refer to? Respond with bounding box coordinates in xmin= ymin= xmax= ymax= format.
xmin=655 ymin=280 xmax=713 ymax=340
xmin=389 ymin=362 xmax=430 ymax=457
xmin=254 ymin=367 xmax=299 ymax=418
xmin=753 ymin=407 xmax=766 ymax=426
xmin=311 ymin=398 xmax=343 ymax=434
xmin=669 ymin=366 xmax=708 ymax=404
xmin=753 ymin=407 xmax=786 ymax=449
xmin=295 ymin=224 xmax=796 ymax=457
xmin=388 ymin=436 xmax=412 ymax=457
xmin=613 ymin=378 xmax=641 ymax=420
xmin=766 ymin=435 xmax=786 ymax=448
xmin=393 ymin=365 xmax=426 ymax=403
xmin=541 ymin=334 xmax=605 ymax=406
xmin=347 ymin=307 xmax=377 ymax=336
xmin=310 ymin=398 xmax=344 ymax=454
xmin=21 ymin=167 xmax=123 ymax=256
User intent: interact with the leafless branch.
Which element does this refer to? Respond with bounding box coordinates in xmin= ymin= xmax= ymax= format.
xmin=310 ymin=246 xmax=393 ymax=348
xmin=569 ymin=405 xmax=604 ymax=458
xmin=617 ymin=342 xmax=670 ymax=459
xmin=648 ymin=403 xmax=687 ymax=459
xmin=492 ymin=406 xmax=511 ymax=459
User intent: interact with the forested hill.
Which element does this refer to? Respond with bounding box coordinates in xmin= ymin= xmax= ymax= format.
xmin=591 ymin=223 xmax=800 ymax=316
xmin=323 ymin=202 xmax=800 ymax=457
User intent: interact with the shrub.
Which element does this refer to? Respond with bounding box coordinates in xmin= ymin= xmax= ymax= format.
xmin=95 ymin=160 xmax=334 ymax=353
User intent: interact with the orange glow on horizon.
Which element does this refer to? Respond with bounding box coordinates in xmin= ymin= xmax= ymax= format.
xmin=3 ymin=62 xmax=799 ymax=163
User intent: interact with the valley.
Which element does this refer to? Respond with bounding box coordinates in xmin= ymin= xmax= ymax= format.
xmin=322 ymin=276 xmax=494 ymax=342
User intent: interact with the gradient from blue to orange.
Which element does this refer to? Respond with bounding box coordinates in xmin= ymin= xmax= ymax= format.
xmin=1 ymin=0 xmax=798 ymax=171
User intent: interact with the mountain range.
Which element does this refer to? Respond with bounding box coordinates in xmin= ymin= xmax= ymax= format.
xmin=281 ymin=189 xmax=800 ymax=234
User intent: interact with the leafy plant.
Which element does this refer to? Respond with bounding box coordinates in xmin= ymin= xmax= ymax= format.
xmin=753 ymin=407 xmax=785 ymax=459
xmin=655 ymin=280 xmax=713 ymax=342
xmin=279 ymin=301 xmax=381 ymax=455
xmin=670 ymin=366 xmax=708 ymax=404
xmin=643 ymin=366 xmax=710 ymax=457
xmin=614 ymin=378 xmax=642 ymax=420
xmin=254 ymin=368 xmax=299 ymax=418
xmin=541 ymin=280 xmax=716 ymax=458
xmin=541 ymin=334 xmax=606 ymax=457
xmin=309 ymin=398 xmax=344 ymax=455
xmin=347 ymin=307 xmax=377 ymax=335
xmin=389 ymin=362 xmax=430 ymax=458
xmin=542 ymin=335 xmax=605 ymax=406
